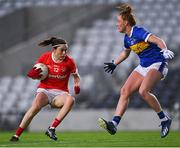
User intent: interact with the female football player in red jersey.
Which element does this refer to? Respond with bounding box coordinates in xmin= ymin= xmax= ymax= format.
xmin=98 ymin=3 xmax=174 ymax=138
xmin=10 ymin=37 xmax=80 ymax=141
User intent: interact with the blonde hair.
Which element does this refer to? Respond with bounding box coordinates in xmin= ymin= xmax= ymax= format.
xmin=116 ymin=3 xmax=136 ymax=26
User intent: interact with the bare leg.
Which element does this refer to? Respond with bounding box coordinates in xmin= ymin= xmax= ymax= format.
xmin=97 ymin=71 xmax=143 ymax=135
xmin=51 ymin=94 xmax=75 ymax=123
xmin=139 ymin=69 xmax=162 ymax=113
xmin=45 ymin=94 xmax=75 ymax=140
xmin=9 ymin=92 xmax=49 ymax=141
xmin=19 ymin=92 xmax=49 ymax=128
xmin=138 ymin=69 xmax=172 ymax=138
xmin=114 ymin=71 xmax=143 ymax=116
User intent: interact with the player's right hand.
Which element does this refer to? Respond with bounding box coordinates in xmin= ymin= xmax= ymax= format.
xmin=27 ymin=67 xmax=42 ymax=79
xmin=104 ymin=60 xmax=117 ymax=74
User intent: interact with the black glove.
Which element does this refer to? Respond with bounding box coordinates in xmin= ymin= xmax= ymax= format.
xmin=104 ymin=60 xmax=117 ymax=74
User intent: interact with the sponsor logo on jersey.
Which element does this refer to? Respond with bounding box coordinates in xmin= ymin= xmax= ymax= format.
xmin=48 ymin=74 xmax=67 ymax=79
xmin=130 ymin=41 xmax=150 ymax=54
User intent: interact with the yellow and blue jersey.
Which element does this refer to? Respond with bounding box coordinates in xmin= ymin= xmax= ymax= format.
xmin=124 ymin=26 xmax=166 ymax=67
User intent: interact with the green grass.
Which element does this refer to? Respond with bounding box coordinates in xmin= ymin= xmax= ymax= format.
xmin=1 ymin=131 xmax=180 ymax=147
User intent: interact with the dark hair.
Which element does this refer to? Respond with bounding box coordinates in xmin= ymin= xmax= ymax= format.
xmin=38 ymin=37 xmax=67 ymax=47
xmin=116 ymin=3 xmax=136 ymax=26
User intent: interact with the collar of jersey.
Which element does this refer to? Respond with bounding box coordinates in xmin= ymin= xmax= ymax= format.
xmin=51 ymin=52 xmax=64 ymax=63
xmin=129 ymin=26 xmax=134 ymax=38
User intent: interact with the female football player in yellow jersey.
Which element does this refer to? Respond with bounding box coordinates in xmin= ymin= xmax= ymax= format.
xmin=98 ymin=3 xmax=174 ymax=138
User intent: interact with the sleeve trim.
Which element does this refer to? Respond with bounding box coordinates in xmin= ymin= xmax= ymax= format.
xmin=71 ymin=68 xmax=78 ymax=75
xmin=145 ymin=33 xmax=152 ymax=42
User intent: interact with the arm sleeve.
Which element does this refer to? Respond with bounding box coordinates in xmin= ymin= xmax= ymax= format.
xmin=134 ymin=27 xmax=152 ymax=42
xmin=124 ymin=36 xmax=129 ymax=49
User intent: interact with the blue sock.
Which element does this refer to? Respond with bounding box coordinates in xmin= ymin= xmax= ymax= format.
xmin=157 ymin=111 xmax=169 ymax=122
xmin=112 ymin=116 xmax=121 ymax=126
xmin=157 ymin=111 xmax=165 ymax=119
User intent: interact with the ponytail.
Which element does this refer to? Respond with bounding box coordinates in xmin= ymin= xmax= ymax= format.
xmin=38 ymin=37 xmax=67 ymax=47
xmin=38 ymin=37 xmax=56 ymax=47
xmin=116 ymin=3 xmax=136 ymax=26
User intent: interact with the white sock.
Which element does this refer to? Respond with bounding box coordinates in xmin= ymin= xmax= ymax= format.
xmin=14 ymin=135 xmax=19 ymax=138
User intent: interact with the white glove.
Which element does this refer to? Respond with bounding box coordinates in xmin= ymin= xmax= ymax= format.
xmin=160 ymin=48 xmax=174 ymax=59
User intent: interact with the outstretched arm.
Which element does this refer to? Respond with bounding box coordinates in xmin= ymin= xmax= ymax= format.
xmin=104 ymin=48 xmax=131 ymax=74
xmin=148 ymin=34 xmax=167 ymax=49
xmin=114 ymin=48 xmax=131 ymax=65
xmin=148 ymin=35 xmax=174 ymax=59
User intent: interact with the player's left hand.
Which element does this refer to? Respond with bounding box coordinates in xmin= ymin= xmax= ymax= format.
xmin=161 ymin=49 xmax=174 ymax=59
xmin=104 ymin=60 xmax=117 ymax=74
xmin=74 ymin=86 xmax=80 ymax=94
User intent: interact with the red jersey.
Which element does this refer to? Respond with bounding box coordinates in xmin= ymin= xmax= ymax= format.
xmin=36 ymin=51 xmax=77 ymax=92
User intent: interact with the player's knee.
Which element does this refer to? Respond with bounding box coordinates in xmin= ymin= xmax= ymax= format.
xmin=66 ymin=95 xmax=75 ymax=106
xmin=120 ymin=87 xmax=130 ymax=97
xmin=64 ymin=96 xmax=75 ymax=107
xmin=139 ymin=88 xmax=148 ymax=98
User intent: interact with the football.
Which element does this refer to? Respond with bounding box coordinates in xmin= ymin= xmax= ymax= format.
xmin=33 ymin=63 xmax=48 ymax=80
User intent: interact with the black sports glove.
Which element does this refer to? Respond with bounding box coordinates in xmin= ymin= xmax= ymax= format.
xmin=104 ymin=60 xmax=117 ymax=74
